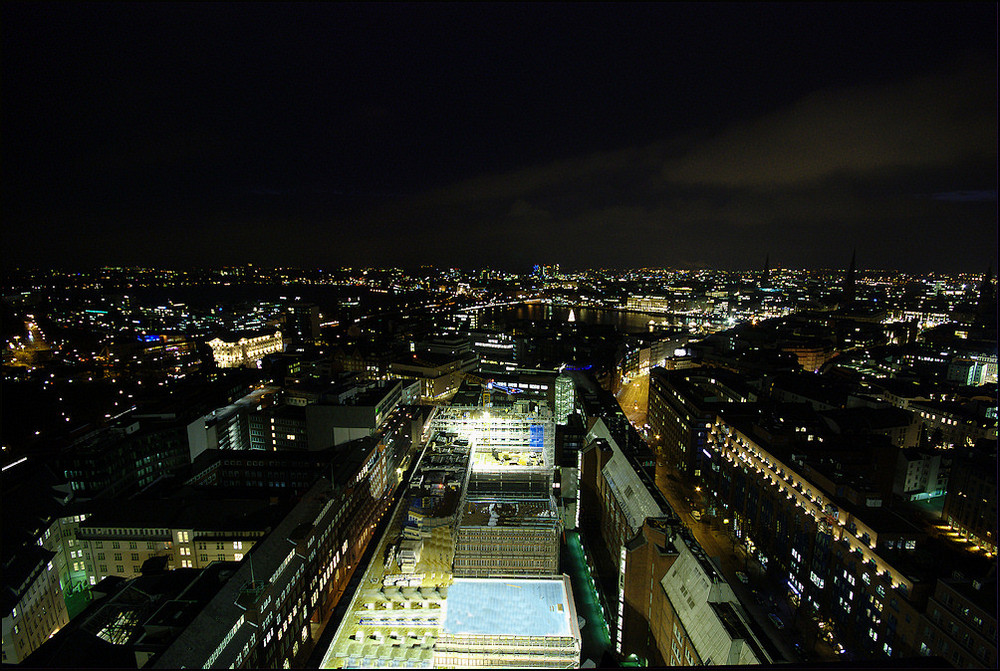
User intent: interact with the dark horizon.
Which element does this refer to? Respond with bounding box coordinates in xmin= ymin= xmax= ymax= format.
xmin=2 ymin=258 xmax=995 ymax=277
xmin=3 ymin=3 xmax=997 ymax=273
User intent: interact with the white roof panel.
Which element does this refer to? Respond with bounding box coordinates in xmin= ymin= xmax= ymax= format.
xmin=441 ymin=578 xmax=572 ymax=637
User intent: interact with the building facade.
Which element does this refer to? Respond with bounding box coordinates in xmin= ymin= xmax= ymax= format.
xmin=207 ymin=330 xmax=284 ymax=368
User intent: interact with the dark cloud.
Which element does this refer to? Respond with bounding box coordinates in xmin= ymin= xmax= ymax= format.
xmin=333 ymin=55 xmax=995 ymax=272
xmin=661 ymin=55 xmax=996 ymax=189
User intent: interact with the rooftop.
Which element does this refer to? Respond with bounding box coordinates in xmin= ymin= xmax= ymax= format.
xmin=152 ymin=478 xmax=339 ymax=669
xmin=78 ymin=493 xmax=288 ymax=534
xmin=440 ymin=578 xmax=575 ymax=638
xmin=459 ymin=499 xmax=558 ymax=528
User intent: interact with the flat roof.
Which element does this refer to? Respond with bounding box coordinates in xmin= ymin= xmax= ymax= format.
xmin=459 ymin=499 xmax=558 ymax=528
xmin=441 ymin=578 xmax=572 ymax=637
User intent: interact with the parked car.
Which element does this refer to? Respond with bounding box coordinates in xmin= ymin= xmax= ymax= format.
xmin=768 ymin=613 xmax=785 ymax=629
xmin=735 ymin=571 xmax=749 ymax=584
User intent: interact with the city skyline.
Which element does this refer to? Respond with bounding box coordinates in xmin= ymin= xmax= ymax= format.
xmin=3 ymin=245 xmax=996 ymax=666
xmin=3 ymin=3 xmax=997 ymax=272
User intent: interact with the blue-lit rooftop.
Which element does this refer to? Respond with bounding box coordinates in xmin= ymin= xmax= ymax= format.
xmin=442 ymin=578 xmax=572 ymax=637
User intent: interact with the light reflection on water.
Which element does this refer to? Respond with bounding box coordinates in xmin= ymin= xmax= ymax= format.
xmin=482 ymin=303 xmax=683 ymax=334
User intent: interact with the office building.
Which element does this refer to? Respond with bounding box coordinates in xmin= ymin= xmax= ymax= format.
xmin=918 ymin=575 xmax=997 ymax=668
xmin=433 ymin=577 xmax=581 ymax=667
xmin=74 ymin=495 xmax=279 ymax=583
xmin=942 ymin=445 xmax=998 ymax=556
xmin=555 ymin=370 xmax=576 ymax=424
xmin=321 ymin=400 xmax=579 ymax=669
xmin=59 ymin=418 xmax=189 ymax=499
xmin=578 ymin=415 xmax=781 ymax=666
xmin=20 ymin=563 xmax=239 ymax=669
xmin=287 ymin=302 xmax=320 ymax=344
xmin=153 ymin=445 xmax=409 ymax=670
xmin=702 ymin=410 xmax=931 ymax=659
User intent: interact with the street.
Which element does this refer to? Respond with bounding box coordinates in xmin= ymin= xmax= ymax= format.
xmin=616 ymin=369 xmax=808 ymax=663
xmin=615 ymin=370 xmax=648 ymax=428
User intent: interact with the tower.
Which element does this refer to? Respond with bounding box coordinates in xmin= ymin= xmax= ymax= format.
xmin=555 ymin=370 xmax=576 ymax=425
xmin=842 ymin=249 xmax=857 ymax=304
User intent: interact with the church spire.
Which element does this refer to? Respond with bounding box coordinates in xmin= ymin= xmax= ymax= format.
xmin=842 ymin=248 xmax=857 ymax=304
xmin=974 ymin=264 xmax=996 ymax=331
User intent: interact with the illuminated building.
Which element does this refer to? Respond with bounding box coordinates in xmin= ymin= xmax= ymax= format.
xmin=187 ymin=386 xmax=279 ymax=460
xmin=453 ymin=500 xmax=560 ymax=577
xmin=2 ymin=467 xmax=72 ymax=664
xmin=469 ymin=330 xmax=518 ymax=374
xmin=188 ymin=380 xmax=406 ymax=459
xmin=207 ymin=330 xmax=284 ymax=368
xmin=578 ymin=416 xmax=778 ymax=665
xmin=432 ymin=577 xmax=581 ymax=667
xmin=74 ymin=497 xmax=276 ymax=583
xmin=448 ymin=403 xmax=561 ymax=577
xmin=555 ymin=369 xmax=576 ymax=424
xmin=892 ymin=448 xmax=948 ymax=501
xmin=702 ymin=411 xmax=931 ymax=659
xmin=647 ymin=368 xmax=755 ymax=479
xmin=780 ymin=342 xmax=836 ymax=372
xmin=153 ymin=433 xmax=410 ymax=670
xmin=625 ymin=295 xmax=678 ymax=313
xmin=321 ymin=402 xmax=579 ymax=669
xmin=1 ymin=545 xmax=68 ymax=665
xmin=21 ymin=562 xmax=238 ymax=668
xmin=942 ymin=446 xmax=997 ymax=556
xmin=390 ymin=352 xmax=469 ymax=402
xmin=249 ymin=404 xmax=308 ymax=451
xmin=911 ymin=400 xmax=997 ymax=449
xmin=430 ymin=404 xmax=556 ymax=469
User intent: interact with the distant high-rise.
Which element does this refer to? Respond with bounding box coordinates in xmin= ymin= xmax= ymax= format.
xmin=288 ymin=302 xmax=320 ymax=343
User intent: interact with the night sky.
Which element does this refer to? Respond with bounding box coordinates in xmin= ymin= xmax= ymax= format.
xmin=3 ymin=3 xmax=996 ymax=272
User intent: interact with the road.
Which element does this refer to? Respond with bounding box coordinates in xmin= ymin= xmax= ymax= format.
xmin=615 ymin=370 xmax=648 ymax=428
